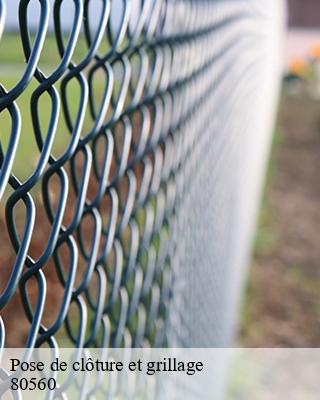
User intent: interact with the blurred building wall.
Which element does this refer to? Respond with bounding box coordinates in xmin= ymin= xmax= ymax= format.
xmin=288 ymin=0 xmax=320 ymax=28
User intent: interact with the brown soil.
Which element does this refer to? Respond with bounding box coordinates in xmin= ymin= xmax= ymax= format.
xmin=240 ymin=92 xmax=320 ymax=347
xmin=0 ymin=131 xmax=147 ymax=347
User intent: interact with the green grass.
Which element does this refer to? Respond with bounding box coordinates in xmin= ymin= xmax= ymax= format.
xmin=240 ymin=128 xmax=282 ymax=335
xmin=0 ymin=34 xmax=111 ymax=181
xmin=252 ymin=129 xmax=282 ymax=258
xmin=0 ymin=32 xmax=89 ymax=67
xmin=0 ymin=74 xmax=84 ymax=181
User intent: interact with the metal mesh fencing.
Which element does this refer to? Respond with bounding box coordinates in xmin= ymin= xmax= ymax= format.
xmin=0 ymin=0 xmax=284 ymax=351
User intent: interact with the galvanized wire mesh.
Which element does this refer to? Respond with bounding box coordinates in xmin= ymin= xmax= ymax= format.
xmin=0 ymin=0 xmax=283 ymax=352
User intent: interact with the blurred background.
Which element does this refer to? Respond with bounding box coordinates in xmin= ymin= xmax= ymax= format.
xmin=240 ymin=0 xmax=320 ymax=346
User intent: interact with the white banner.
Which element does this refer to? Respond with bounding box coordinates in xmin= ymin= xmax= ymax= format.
xmin=0 ymin=348 xmax=318 ymax=399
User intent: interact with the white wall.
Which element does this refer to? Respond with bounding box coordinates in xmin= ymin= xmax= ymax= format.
xmin=2 ymin=0 xmax=122 ymax=31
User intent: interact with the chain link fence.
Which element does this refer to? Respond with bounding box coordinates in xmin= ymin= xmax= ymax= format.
xmin=0 ymin=0 xmax=284 ymax=352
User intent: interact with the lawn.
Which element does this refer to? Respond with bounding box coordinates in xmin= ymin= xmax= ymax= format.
xmin=0 ymin=31 xmax=88 ymax=67
xmin=0 ymin=33 xmax=104 ymax=181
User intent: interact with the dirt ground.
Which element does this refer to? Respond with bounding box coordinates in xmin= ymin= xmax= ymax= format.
xmin=240 ymin=91 xmax=320 ymax=347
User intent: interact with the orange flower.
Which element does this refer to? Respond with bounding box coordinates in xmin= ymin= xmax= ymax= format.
xmin=310 ymin=42 xmax=320 ymax=59
xmin=289 ymin=58 xmax=308 ymax=76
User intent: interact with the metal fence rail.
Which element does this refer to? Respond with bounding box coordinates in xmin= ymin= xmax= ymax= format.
xmin=0 ymin=0 xmax=283 ymax=352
